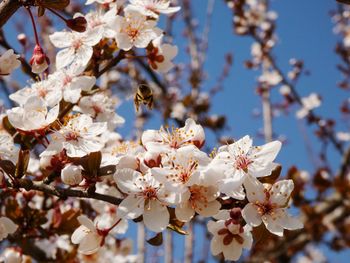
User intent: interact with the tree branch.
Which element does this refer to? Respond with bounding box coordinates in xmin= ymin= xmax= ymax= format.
xmin=0 ymin=0 xmax=21 ymax=29
xmin=12 ymin=178 xmax=123 ymax=206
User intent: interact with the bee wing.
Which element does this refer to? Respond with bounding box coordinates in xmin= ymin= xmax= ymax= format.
xmin=36 ymin=0 xmax=70 ymax=10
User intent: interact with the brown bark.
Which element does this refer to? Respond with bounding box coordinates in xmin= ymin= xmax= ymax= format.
xmin=0 ymin=0 xmax=21 ymax=29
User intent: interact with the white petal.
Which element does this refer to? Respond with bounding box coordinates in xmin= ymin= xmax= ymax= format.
xmin=196 ymin=200 xmax=221 ymax=218
xmin=243 ymin=175 xmax=265 ymax=203
xmin=117 ymin=195 xmax=144 ymax=219
xmin=242 ymin=203 xmax=262 ymax=227
xmin=114 ymin=168 xmax=143 ymax=193
xmin=71 ymin=225 xmax=89 ymax=244
xmin=270 ymin=180 xmax=294 ymax=206
xmin=77 ymin=215 xmax=95 ymax=231
xmin=175 ymin=202 xmax=195 ymax=222
xmin=0 ymin=217 xmax=17 ymax=234
xmin=280 ymin=213 xmax=303 ymax=230
xmin=78 ymin=232 xmax=102 ymax=255
xmin=76 ymin=45 xmax=93 ymax=68
xmin=143 ymin=200 xmax=169 ymax=232
xmin=223 ymin=244 xmax=242 ymax=261
xmin=49 ymin=32 xmax=73 ymax=48
xmin=56 ymin=48 xmax=75 ymax=69
xmin=263 ymin=215 xmax=284 ymax=237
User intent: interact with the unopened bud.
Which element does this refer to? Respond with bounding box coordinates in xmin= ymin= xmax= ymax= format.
xmin=29 ymin=45 xmax=50 ymax=74
xmin=61 ymin=164 xmax=83 ymax=186
xmin=17 ymin=33 xmax=27 ymax=46
xmin=66 ymin=16 xmax=87 ymax=33
xmin=144 ymin=151 xmax=161 ymax=168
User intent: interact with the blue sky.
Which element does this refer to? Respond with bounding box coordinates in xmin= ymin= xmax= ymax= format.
xmin=1 ymin=0 xmax=349 ymax=262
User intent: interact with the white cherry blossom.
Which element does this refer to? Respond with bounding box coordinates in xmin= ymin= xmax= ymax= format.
xmin=114 ymin=168 xmax=177 ymax=232
xmin=210 ymin=135 xmax=281 ymax=199
xmin=71 ymin=215 xmax=120 ymax=255
xmin=296 ymin=93 xmax=321 ymax=119
xmin=41 ymin=114 xmax=107 ymax=158
xmin=76 ymin=92 xmax=125 ymax=130
xmin=7 ymin=96 xmax=59 ymax=133
xmin=0 ymin=49 xmax=21 ymax=75
xmin=49 ymin=64 xmax=96 ymax=103
xmin=85 ymin=8 xmax=118 ymax=40
xmin=242 ymin=177 xmax=303 ymax=237
xmin=151 ymin=145 xmax=211 ymax=193
xmin=126 ymin=0 xmax=181 ymax=19
xmin=175 ymin=184 xmax=221 ymax=222
xmin=114 ymin=9 xmax=162 ymax=51
xmin=141 ymin=118 xmax=205 ymax=153
xmin=49 ymin=28 xmax=101 ymax=69
xmin=9 ymin=78 xmax=61 ymax=107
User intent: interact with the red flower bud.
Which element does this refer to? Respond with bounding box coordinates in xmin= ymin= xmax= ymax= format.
xmin=29 ymin=44 xmax=50 ymax=74
xmin=66 ymin=16 xmax=87 ymax=33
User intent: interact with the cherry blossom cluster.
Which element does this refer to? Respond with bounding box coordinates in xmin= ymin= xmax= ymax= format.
xmin=0 ymin=0 xmax=303 ymax=261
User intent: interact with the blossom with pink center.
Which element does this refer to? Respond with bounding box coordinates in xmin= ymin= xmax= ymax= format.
xmin=114 ymin=9 xmax=162 ymax=51
xmin=114 ymin=168 xmax=178 ymax=232
xmin=7 ymin=96 xmax=59 ymax=133
xmin=49 ymin=28 xmax=102 ymax=69
xmin=9 ymin=78 xmax=61 ymax=108
xmin=75 ymin=92 xmax=125 ymax=130
xmin=71 ymin=215 xmax=122 ymax=255
xmin=41 ymin=114 xmax=107 ymax=158
xmin=242 ymin=177 xmax=303 ymax=237
xmin=151 ymin=145 xmax=211 ymax=193
xmin=207 ymin=135 xmax=281 ymax=199
xmin=141 ymin=118 xmax=205 ymax=153
xmin=175 ymin=184 xmax=221 ymax=222
xmin=49 ymin=64 xmax=96 ymax=103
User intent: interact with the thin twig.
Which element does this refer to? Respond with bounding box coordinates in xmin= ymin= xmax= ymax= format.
xmin=11 ymin=178 xmax=123 ymax=205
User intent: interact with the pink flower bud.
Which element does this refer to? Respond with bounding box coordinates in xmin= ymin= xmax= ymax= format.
xmin=29 ymin=45 xmax=50 ymax=74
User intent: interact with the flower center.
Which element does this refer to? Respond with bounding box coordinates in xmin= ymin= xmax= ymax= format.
xmin=65 ymin=131 xmax=79 ymax=141
xmin=255 ymin=201 xmax=276 ymax=216
xmin=142 ymin=186 xmax=157 ymax=200
xmin=235 ymin=155 xmax=253 ymax=172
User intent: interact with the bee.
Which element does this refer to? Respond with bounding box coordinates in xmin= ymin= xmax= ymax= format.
xmin=134 ymin=84 xmax=154 ymax=112
xmin=337 ymin=0 xmax=350 ymax=4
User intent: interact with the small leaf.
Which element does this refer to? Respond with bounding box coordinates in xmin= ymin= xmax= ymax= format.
xmin=167 ymin=224 xmax=188 ymax=235
xmin=147 ymin=232 xmax=163 ymax=246
xmin=38 ymin=6 xmax=45 ymax=16
xmin=0 ymin=160 xmax=16 ymax=177
xmin=15 ymin=149 xmax=30 ymax=178
xmin=167 ymin=207 xmax=187 ymax=235
xmin=55 ymin=209 xmax=81 ymax=235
